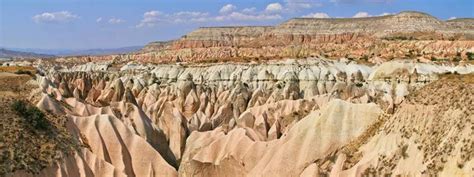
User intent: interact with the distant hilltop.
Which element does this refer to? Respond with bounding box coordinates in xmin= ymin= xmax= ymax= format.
xmin=171 ymin=11 xmax=473 ymax=48
xmin=57 ymin=11 xmax=474 ymax=64
xmin=131 ymin=11 xmax=474 ymax=63
xmin=0 ymin=48 xmax=55 ymax=60
xmin=3 ymin=46 xmax=143 ymax=58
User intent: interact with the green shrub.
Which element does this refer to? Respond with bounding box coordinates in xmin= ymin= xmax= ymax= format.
xmin=467 ymin=52 xmax=474 ymax=61
xmin=360 ymin=55 xmax=369 ymax=61
xmin=14 ymin=70 xmax=33 ymax=75
xmin=12 ymin=100 xmax=49 ymax=131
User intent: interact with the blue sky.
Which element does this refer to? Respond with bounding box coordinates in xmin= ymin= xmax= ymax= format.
xmin=1 ymin=0 xmax=473 ymax=50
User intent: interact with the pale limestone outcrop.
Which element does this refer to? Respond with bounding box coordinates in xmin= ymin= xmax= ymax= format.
xmin=19 ymin=58 xmax=473 ymax=177
xmin=178 ymin=99 xmax=382 ymax=177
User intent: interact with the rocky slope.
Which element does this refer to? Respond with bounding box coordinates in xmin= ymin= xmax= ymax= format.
xmin=2 ymin=58 xmax=472 ymax=176
xmin=127 ymin=11 xmax=474 ymax=63
xmin=0 ymin=69 xmax=80 ymax=176
xmin=47 ymin=11 xmax=474 ymax=65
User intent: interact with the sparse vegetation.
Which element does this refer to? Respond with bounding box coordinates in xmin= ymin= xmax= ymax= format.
xmin=467 ymin=52 xmax=474 ymax=61
xmin=0 ymin=66 xmax=36 ymax=74
xmin=430 ymin=57 xmax=449 ymax=62
xmin=12 ymin=100 xmax=49 ymax=131
xmin=360 ymin=55 xmax=369 ymax=61
xmin=14 ymin=69 xmax=33 ymax=76
xmin=383 ymin=36 xmax=416 ymax=41
xmin=0 ymin=74 xmax=80 ymax=175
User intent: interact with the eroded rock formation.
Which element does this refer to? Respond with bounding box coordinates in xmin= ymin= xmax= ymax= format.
xmin=5 ymin=57 xmax=472 ymax=177
xmin=42 ymin=11 xmax=474 ymax=66
xmin=130 ymin=11 xmax=474 ymax=63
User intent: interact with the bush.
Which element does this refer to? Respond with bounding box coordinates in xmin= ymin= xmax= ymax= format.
xmin=14 ymin=70 xmax=33 ymax=75
xmin=467 ymin=52 xmax=474 ymax=61
xmin=383 ymin=36 xmax=415 ymax=41
xmin=12 ymin=100 xmax=49 ymax=131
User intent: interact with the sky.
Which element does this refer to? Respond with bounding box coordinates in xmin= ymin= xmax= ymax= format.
xmin=1 ymin=0 xmax=473 ymax=50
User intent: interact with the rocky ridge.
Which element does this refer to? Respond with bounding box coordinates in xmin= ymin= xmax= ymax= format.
xmin=4 ymin=58 xmax=473 ymax=176
xmin=127 ymin=11 xmax=474 ymax=63
xmin=47 ymin=11 xmax=474 ymax=65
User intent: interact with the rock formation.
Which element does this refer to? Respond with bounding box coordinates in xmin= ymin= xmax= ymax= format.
xmin=127 ymin=11 xmax=474 ymax=63
xmin=43 ymin=11 xmax=474 ymax=65
xmin=3 ymin=57 xmax=472 ymax=176
xmin=2 ymin=10 xmax=474 ymax=177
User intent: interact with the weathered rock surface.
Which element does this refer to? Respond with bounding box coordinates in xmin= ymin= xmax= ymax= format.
xmin=179 ymin=99 xmax=383 ymax=177
xmin=6 ymin=58 xmax=473 ymax=176
xmin=44 ymin=11 xmax=474 ymax=65
xmin=128 ymin=11 xmax=474 ymax=63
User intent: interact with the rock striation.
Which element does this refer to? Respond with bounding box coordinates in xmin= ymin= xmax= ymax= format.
xmin=129 ymin=11 xmax=474 ymax=63
xmin=4 ymin=11 xmax=474 ymax=177
xmin=4 ymin=58 xmax=472 ymax=176
xmin=46 ymin=11 xmax=474 ymax=65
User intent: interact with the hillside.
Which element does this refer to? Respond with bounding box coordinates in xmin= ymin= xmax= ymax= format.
xmin=0 ymin=49 xmax=55 ymax=59
xmin=129 ymin=11 xmax=474 ymax=63
xmin=7 ymin=46 xmax=143 ymax=57
xmin=0 ymin=68 xmax=80 ymax=175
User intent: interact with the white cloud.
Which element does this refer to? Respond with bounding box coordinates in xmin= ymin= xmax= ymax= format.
xmin=216 ymin=12 xmax=282 ymax=21
xmin=170 ymin=11 xmax=210 ymax=23
xmin=32 ymin=11 xmax=79 ymax=23
xmin=136 ymin=11 xmax=164 ymax=27
xmin=97 ymin=17 xmax=126 ymax=24
xmin=220 ymin=4 xmax=236 ymax=14
xmin=378 ymin=12 xmax=392 ymax=16
xmin=448 ymin=16 xmax=457 ymax=20
xmin=174 ymin=11 xmax=209 ymax=17
xmin=353 ymin=11 xmax=371 ymax=18
xmin=303 ymin=12 xmax=330 ymax=18
xmin=108 ymin=18 xmax=125 ymax=24
xmin=352 ymin=11 xmax=389 ymax=18
xmin=136 ymin=6 xmax=285 ymax=28
xmin=242 ymin=7 xmax=257 ymax=13
xmin=265 ymin=3 xmax=283 ymax=13
xmin=137 ymin=11 xmax=211 ymax=27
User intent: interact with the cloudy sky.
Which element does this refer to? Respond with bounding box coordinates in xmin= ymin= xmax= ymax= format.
xmin=1 ymin=0 xmax=473 ymax=49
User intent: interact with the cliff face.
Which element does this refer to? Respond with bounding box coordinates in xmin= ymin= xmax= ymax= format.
xmin=135 ymin=11 xmax=474 ymax=63
xmin=173 ymin=26 xmax=274 ymax=48
xmin=141 ymin=41 xmax=174 ymax=53
xmin=271 ymin=12 xmax=443 ymax=36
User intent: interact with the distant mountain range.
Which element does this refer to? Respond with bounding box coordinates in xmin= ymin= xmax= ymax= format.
xmin=0 ymin=48 xmax=56 ymax=59
xmin=3 ymin=46 xmax=143 ymax=57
